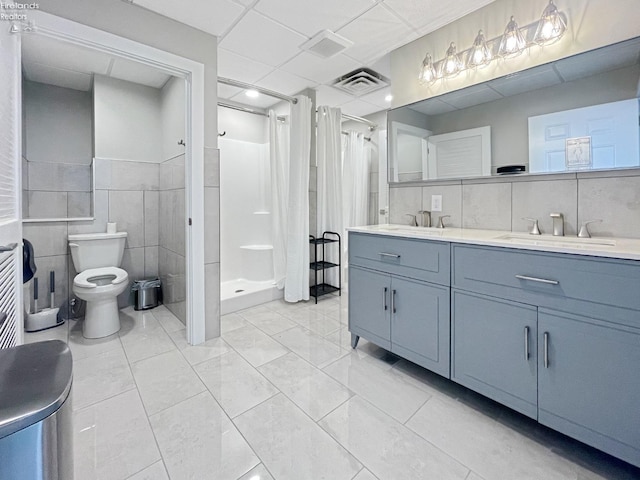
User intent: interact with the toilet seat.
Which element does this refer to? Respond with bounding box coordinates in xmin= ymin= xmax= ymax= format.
xmin=74 ymin=267 xmax=128 ymax=289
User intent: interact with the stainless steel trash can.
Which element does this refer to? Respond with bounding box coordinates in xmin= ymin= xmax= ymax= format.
xmin=133 ymin=278 xmax=161 ymax=310
xmin=0 ymin=340 xmax=73 ymax=480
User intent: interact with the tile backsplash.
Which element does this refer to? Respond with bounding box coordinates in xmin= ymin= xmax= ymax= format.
xmin=389 ymin=170 xmax=640 ymax=239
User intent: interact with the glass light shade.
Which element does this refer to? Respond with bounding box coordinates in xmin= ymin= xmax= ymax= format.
xmin=418 ymin=53 xmax=437 ymax=85
xmin=534 ymin=0 xmax=566 ymax=44
xmin=499 ymin=16 xmax=527 ymax=57
xmin=467 ymin=30 xmax=492 ymax=68
xmin=441 ymin=42 xmax=463 ymax=77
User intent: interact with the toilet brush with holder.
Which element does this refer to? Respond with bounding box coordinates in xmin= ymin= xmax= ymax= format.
xmin=24 ymin=271 xmax=64 ymax=332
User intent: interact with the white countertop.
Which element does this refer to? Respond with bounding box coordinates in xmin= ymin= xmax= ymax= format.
xmin=347 ymin=225 xmax=640 ymax=261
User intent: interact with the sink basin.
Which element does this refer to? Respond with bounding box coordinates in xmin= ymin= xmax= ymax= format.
xmin=377 ymin=225 xmax=443 ymax=237
xmin=495 ymin=233 xmax=616 ymax=248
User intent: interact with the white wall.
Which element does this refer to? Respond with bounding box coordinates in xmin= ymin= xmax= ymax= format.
xmin=161 ymin=76 xmax=185 ymax=160
xmin=23 ymin=80 xmax=92 ymax=164
xmin=218 ymin=107 xmax=268 ymax=144
xmin=93 ymin=75 xmax=162 ymax=162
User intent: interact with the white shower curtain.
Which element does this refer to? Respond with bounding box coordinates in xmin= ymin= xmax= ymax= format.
xmin=284 ymin=95 xmax=312 ymax=302
xmin=316 ymin=106 xmax=343 ymax=287
xmin=342 ymin=131 xmax=370 ymax=229
xmin=268 ymin=110 xmax=290 ymax=289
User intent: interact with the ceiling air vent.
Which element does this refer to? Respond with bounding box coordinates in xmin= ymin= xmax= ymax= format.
xmin=300 ymin=30 xmax=353 ymax=59
xmin=332 ymin=68 xmax=390 ymax=96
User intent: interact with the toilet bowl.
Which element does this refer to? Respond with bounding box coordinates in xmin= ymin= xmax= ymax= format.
xmin=73 ymin=267 xmax=129 ymax=338
xmin=68 ymin=232 xmax=128 ymax=339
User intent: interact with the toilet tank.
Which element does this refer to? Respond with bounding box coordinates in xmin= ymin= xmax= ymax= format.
xmin=68 ymin=232 xmax=127 ymax=272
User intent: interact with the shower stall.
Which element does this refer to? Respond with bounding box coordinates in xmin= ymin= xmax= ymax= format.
xmin=219 ymin=129 xmax=282 ymax=314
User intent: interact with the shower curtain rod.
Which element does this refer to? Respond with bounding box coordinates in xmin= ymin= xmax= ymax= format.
xmin=342 ymin=131 xmax=371 ymax=142
xmin=218 ymin=77 xmax=298 ymax=104
xmin=316 ymin=109 xmax=378 ymax=131
xmin=218 ymin=101 xmax=286 ymax=121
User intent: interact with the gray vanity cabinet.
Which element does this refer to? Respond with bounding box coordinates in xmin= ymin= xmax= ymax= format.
xmin=538 ymin=308 xmax=640 ymax=466
xmin=451 ymin=290 xmax=538 ymax=419
xmin=348 ymin=233 xmax=450 ymax=377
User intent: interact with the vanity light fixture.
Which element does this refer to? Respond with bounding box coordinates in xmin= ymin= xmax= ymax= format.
xmin=499 ymin=16 xmax=527 ymax=57
xmin=441 ymin=42 xmax=463 ymax=77
xmin=534 ymin=0 xmax=567 ymax=45
xmin=418 ymin=53 xmax=437 ymax=85
xmin=467 ymin=30 xmax=492 ymax=68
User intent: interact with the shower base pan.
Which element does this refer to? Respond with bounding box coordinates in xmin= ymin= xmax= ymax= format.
xmin=220 ymin=279 xmax=283 ymax=315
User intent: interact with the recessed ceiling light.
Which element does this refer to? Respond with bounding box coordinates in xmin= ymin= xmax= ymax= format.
xmin=385 ymin=94 xmax=393 ymax=102
xmin=245 ymin=89 xmax=259 ymax=98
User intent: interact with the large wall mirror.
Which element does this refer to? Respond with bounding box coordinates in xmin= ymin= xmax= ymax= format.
xmin=388 ymin=36 xmax=640 ymax=183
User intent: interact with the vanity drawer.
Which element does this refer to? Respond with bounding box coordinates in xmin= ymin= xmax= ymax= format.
xmin=349 ymin=232 xmax=450 ymax=285
xmin=452 ymin=244 xmax=640 ymax=317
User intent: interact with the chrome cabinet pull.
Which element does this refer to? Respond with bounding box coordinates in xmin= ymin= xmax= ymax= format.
xmin=378 ymin=252 xmax=401 ymax=258
xmin=524 ymin=326 xmax=530 ymax=360
xmin=382 ymin=287 xmax=388 ymax=311
xmin=544 ymin=332 xmax=550 ymax=368
xmin=515 ymin=274 xmax=559 ymax=285
xmin=391 ymin=289 xmax=397 ymax=314
xmin=0 ymin=243 xmax=17 ymax=252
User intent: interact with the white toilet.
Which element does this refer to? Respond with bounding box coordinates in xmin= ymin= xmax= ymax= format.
xmin=68 ymin=231 xmax=129 ymax=338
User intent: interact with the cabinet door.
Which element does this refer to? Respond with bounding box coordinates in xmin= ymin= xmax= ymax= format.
xmin=538 ymin=309 xmax=640 ymax=466
xmin=452 ymin=290 xmax=538 ymax=418
xmin=391 ymin=277 xmax=450 ymax=377
xmin=348 ymin=266 xmax=391 ymax=349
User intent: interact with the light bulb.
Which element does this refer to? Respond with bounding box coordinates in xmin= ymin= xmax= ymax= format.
xmin=245 ymin=89 xmax=259 ymax=98
xmin=534 ymin=1 xmax=566 ymax=45
xmin=499 ymin=16 xmax=526 ymax=57
xmin=418 ymin=53 xmax=437 ymax=85
xmin=441 ymin=42 xmax=462 ymax=77
xmin=467 ymin=30 xmax=492 ymax=68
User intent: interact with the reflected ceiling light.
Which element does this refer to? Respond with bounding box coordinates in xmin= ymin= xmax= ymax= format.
xmin=245 ymin=89 xmax=259 ymax=98
xmin=441 ymin=42 xmax=463 ymax=77
xmin=498 ymin=16 xmax=527 ymax=57
xmin=467 ymin=30 xmax=492 ymax=68
xmin=534 ymin=0 xmax=566 ymax=45
xmin=384 ymin=94 xmax=393 ymax=102
xmin=418 ymin=53 xmax=437 ymax=85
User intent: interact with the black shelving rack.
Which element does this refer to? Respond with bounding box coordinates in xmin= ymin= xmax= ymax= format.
xmin=309 ymin=231 xmax=341 ymax=304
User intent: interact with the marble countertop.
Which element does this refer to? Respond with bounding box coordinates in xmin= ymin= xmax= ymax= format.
xmin=347 ymin=225 xmax=640 ymax=261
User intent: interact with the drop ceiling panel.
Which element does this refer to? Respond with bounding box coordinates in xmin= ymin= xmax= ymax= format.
xmin=336 ymin=4 xmax=417 ymax=63
xmin=133 ymin=0 xmax=244 ymax=36
xmin=488 ymin=65 xmax=561 ymax=97
xmin=554 ymin=40 xmax=640 ymax=82
xmin=22 ymin=62 xmax=92 ymax=91
xmin=368 ymin=54 xmax=391 ymax=79
xmin=218 ymin=49 xmax=274 ymax=84
xmin=218 ymin=84 xmax=244 ymax=100
xmin=281 ymin=52 xmax=361 ymax=84
xmin=220 ymin=11 xmax=308 ymax=67
xmin=441 ymin=83 xmax=503 ymax=109
xmin=409 ymin=98 xmax=458 ymax=116
xmin=315 ymin=85 xmax=355 ymax=107
xmin=339 ymin=98 xmax=380 ymax=117
xmin=229 ymin=91 xmax=281 ymax=109
xmin=256 ymin=70 xmax=314 ymax=96
xmin=21 ymin=35 xmax=111 ymax=75
xmin=255 ymin=0 xmax=375 ymax=37
xmin=110 ymin=58 xmax=171 ymax=89
xmin=359 ymin=86 xmax=392 ymax=109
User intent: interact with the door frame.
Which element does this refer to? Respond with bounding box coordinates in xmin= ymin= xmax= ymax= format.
xmin=25 ymin=11 xmax=206 ymax=344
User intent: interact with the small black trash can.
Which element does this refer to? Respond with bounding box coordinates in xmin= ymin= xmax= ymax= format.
xmin=132 ymin=277 xmax=162 ymax=310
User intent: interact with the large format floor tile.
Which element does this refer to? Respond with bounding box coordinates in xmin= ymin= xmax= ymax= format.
xmin=194 ymin=350 xmax=279 ymax=418
xmin=72 ymin=347 xmax=136 ymax=410
xmin=131 ymin=349 xmax=206 ymax=415
xmin=149 ymin=392 xmax=259 ymax=480
xmin=120 ymin=319 xmax=176 ymax=364
xmin=239 ymin=308 xmax=297 ymax=335
xmin=258 ymin=352 xmax=353 ymax=421
xmin=238 ymin=464 xmax=275 ymax=480
xmin=281 ymin=307 xmax=342 ymax=336
xmin=67 ymin=321 xmax=122 ymax=361
xmin=319 ymin=396 xmax=469 ymax=480
xmin=405 ymin=394 xmax=608 ymax=480
xmin=234 ymin=394 xmax=362 ymax=480
xmin=126 ymin=461 xmax=169 ymax=480
xmin=74 ymin=389 xmax=161 ymax=480
xmin=223 ymin=324 xmax=289 ymax=367
xmin=151 ymin=305 xmax=185 ymax=333
xmin=274 ymin=326 xmax=347 ymax=367
xmin=169 ymin=328 xmax=232 ymax=365
xmin=323 ymin=352 xmax=432 ymax=423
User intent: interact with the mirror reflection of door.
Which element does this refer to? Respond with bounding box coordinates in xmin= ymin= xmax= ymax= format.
xmin=390 ymin=122 xmax=431 ymax=182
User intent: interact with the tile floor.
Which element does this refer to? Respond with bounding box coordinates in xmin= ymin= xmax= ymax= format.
xmin=25 ymin=296 xmax=640 ymax=480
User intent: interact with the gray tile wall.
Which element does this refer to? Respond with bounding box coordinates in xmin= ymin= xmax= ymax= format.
xmin=388 ymin=169 xmax=640 ymax=239
xmin=204 ymin=147 xmax=221 ymax=339
xmin=23 ymin=158 xmax=161 ymax=318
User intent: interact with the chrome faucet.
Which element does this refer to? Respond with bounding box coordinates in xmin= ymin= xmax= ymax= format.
xmin=578 ymin=219 xmax=602 ymax=238
xmin=550 ymin=212 xmax=564 ymax=236
xmin=418 ymin=210 xmax=431 ymax=227
xmin=437 ymin=215 xmax=451 ymax=229
xmin=405 ymin=214 xmax=418 ymax=227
